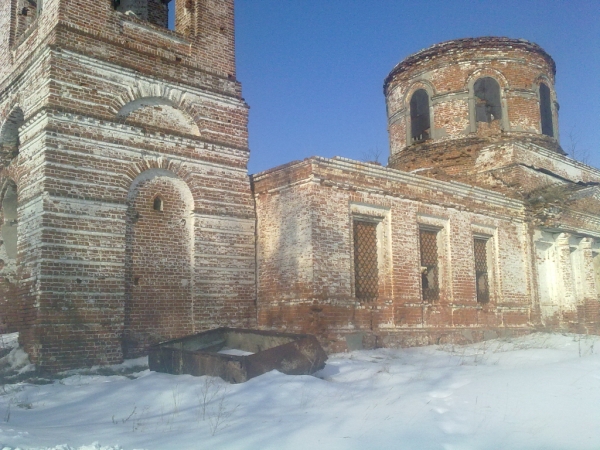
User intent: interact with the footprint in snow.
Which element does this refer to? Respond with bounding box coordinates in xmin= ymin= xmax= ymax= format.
xmin=429 ymin=390 xmax=453 ymax=399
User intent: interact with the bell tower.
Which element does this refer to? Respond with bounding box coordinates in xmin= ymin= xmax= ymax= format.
xmin=0 ymin=0 xmax=256 ymax=371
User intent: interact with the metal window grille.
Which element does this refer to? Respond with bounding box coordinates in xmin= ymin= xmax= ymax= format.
xmin=419 ymin=228 xmax=439 ymax=301
xmin=474 ymin=238 xmax=490 ymax=304
xmin=353 ymin=220 xmax=379 ymax=301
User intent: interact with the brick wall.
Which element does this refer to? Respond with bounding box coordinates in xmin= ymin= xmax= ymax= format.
xmin=254 ymin=157 xmax=534 ymax=351
xmin=2 ymin=3 xmax=600 ymax=368
xmin=0 ymin=0 xmax=256 ymax=371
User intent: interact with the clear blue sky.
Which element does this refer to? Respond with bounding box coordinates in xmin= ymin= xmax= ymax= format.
xmin=234 ymin=1 xmax=600 ymax=174
xmin=178 ymin=1 xmax=599 ymax=174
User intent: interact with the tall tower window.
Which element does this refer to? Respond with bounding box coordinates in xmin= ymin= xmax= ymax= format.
xmin=474 ymin=77 xmax=502 ymax=123
xmin=539 ymin=82 xmax=554 ymax=137
xmin=410 ymin=89 xmax=431 ymax=143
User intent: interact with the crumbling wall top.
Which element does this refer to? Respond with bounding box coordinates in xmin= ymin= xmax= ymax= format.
xmin=384 ymin=37 xmax=556 ymax=92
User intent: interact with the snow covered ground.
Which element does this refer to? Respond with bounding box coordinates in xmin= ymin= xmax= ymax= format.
xmin=1 ymin=332 xmax=600 ymax=450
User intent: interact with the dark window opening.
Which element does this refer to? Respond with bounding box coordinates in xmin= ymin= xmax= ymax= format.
xmin=539 ymin=83 xmax=554 ymax=137
xmin=474 ymin=238 xmax=490 ymax=304
xmin=353 ymin=220 xmax=379 ymax=302
xmin=474 ymin=77 xmax=502 ymax=123
xmin=15 ymin=0 xmax=39 ymax=37
xmin=410 ymin=89 xmax=431 ymax=143
xmin=153 ymin=196 xmax=163 ymax=211
xmin=113 ymin=0 xmax=171 ymax=28
xmin=419 ymin=228 xmax=439 ymax=302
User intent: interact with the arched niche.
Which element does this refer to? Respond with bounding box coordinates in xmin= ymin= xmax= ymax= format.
xmin=123 ymin=168 xmax=195 ymax=357
xmin=539 ymin=82 xmax=554 ymax=137
xmin=117 ymin=97 xmax=200 ymax=137
xmin=1 ymin=180 xmax=18 ymax=261
xmin=0 ymin=107 xmax=25 ymax=165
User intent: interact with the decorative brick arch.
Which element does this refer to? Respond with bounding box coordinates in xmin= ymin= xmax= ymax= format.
xmin=111 ymin=82 xmax=202 ymax=122
xmin=118 ymin=155 xmax=195 ymax=196
xmin=533 ymin=74 xmax=554 ymax=91
xmin=465 ymin=68 xmax=509 ymax=91
xmin=402 ymin=80 xmax=437 ymax=107
xmin=126 ymin=167 xmax=195 ymax=210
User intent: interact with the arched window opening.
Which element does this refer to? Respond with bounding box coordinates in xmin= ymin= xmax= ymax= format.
xmin=15 ymin=0 xmax=40 ymax=34
xmin=410 ymin=89 xmax=431 ymax=143
xmin=153 ymin=196 xmax=163 ymax=211
xmin=474 ymin=77 xmax=502 ymax=123
xmin=113 ymin=0 xmax=171 ymax=28
xmin=539 ymin=83 xmax=554 ymax=137
xmin=1 ymin=181 xmax=18 ymax=260
xmin=0 ymin=107 xmax=25 ymax=165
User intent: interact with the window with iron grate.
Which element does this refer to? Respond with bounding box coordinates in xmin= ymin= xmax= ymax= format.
xmin=474 ymin=238 xmax=490 ymax=304
xmin=419 ymin=228 xmax=439 ymax=302
xmin=353 ymin=220 xmax=379 ymax=302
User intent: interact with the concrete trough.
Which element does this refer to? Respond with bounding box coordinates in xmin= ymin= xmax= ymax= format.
xmin=148 ymin=327 xmax=328 ymax=383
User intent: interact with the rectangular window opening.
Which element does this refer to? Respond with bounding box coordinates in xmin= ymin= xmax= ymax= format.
xmin=419 ymin=228 xmax=440 ymax=302
xmin=167 ymin=0 xmax=175 ymax=30
xmin=353 ymin=219 xmax=379 ymax=302
xmin=474 ymin=238 xmax=490 ymax=304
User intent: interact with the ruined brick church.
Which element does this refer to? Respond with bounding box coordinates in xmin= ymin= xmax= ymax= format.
xmin=1 ymin=0 xmax=599 ymax=372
